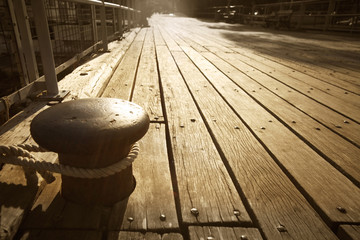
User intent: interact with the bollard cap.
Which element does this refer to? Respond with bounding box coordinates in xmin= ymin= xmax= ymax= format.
xmin=30 ymin=98 xmax=150 ymax=155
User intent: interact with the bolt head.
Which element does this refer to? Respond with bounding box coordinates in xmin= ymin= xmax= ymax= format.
xmin=336 ymin=206 xmax=346 ymax=213
xmin=190 ymin=207 xmax=199 ymax=216
xmin=277 ymin=224 xmax=287 ymax=232
xmin=160 ymin=214 xmax=166 ymax=221
xmin=233 ymin=209 xmax=240 ymax=216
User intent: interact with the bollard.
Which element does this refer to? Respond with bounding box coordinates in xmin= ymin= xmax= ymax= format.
xmin=30 ymin=98 xmax=150 ymax=205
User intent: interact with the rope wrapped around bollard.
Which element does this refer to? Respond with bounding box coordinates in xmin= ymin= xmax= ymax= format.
xmin=0 ymin=142 xmax=139 ymax=182
xmin=2 ymin=98 xmax=150 ymax=205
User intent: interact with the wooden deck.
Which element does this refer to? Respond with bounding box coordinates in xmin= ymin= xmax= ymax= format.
xmin=1 ymin=15 xmax=360 ymax=240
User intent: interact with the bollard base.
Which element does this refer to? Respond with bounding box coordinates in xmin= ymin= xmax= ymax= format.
xmin=61 ymin=166 xmax=135 ymax=206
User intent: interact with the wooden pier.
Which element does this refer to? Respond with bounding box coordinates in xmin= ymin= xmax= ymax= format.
xmin=0 ymin=14 xmax=359 ymax=240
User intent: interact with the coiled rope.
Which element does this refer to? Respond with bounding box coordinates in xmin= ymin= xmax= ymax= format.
xmin=0 ymin=143 xmax=139 ymax=182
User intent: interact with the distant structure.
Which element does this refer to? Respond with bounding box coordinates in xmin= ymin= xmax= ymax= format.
xmin=194 ymin=0 xmax=360 ymax=32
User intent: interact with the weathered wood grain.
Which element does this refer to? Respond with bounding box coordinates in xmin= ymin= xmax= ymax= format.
xmin=103 ymin=28 xmax=178 ymax=232
xmin=19 ymin=230 xmax=102 ymax=240
xmin=185 ymin=20 xmax=360 ymax=81
xmin=179 ymin=46 xmax=360 ymax=227
xmin=164 ymin=23 xmax=360 ymax=182
xmin=338 ymin=225 xmax=360 ymax=240
xmin=132 ymin=29 xmax=164 ymax=122
xmin=229 ymin=48 xmax=360 ymax=95
xmin=0 ymin=165 xmax=41 ymax=240
xmin=167 ymin=17 xmax=360 ymax=87
xmin=168 ymin=23 xmax=360 ymax=123
xmin=157 ymin=25 xmax=182 ymax=52
xmin=200 ymin=51 xmax=360 ymax=184
xmin=108 ymin=231 xmax=183 ymax=240
xmin=101 ymin=28 xmax=146 ymax=100
xmin=220 ymin=48 xmax=360 ymax=120
xmin=229 ymin=48 xmax=360 ymax=106
xmin=151 ymin=25 xmax=165 ymax=46
xmin=172 ymin=51 xmax=337 ymax=239
xmin=21 ymin=174 xmax=103 ymax=230
xmin=108 ymin=124 xmax=179 ymax=231
xmin=213 ymin=51 xmax=360 ymax=145
xmin=155 ymin=44 xmax=251 ymax=225
xmin=188 ymin=226 xmax=263 ymax=240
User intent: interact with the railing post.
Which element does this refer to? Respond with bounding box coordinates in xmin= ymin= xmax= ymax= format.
xmin=30 ymin=0 xmax=59 ymax=96
xmin=91 ymin=5 xmax=98 ymax=45
xmin=100 ymin=0 xmax=108 ymax=51
xmin=297 ymin=3 xmax=305 ymax=29
xmin=117 ymin=7 xmax=123 ymax=36
xmin=112 ymin=8 xmax=116 ymax=34
xmin=324 ymin=0 xmax=335 ymax=31
xmin=12 ymin=0 xmax=39 ymax=85
xmin=127 ymin=0 xmax=132 ymax=27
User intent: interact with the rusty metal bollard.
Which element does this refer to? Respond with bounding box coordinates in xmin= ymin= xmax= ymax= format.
xmin=30 ymin=98 xmax=150 ymax=205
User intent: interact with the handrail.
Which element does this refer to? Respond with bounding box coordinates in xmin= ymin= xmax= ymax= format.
xmin=1 ymin=0 xmax=141 ymax=123
xmin=62 ymin=0 xmax=140 ymax=12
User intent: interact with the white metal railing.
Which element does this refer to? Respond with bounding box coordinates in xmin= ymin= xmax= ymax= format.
xmin=1 ymin=0 xmax=141 ymax=122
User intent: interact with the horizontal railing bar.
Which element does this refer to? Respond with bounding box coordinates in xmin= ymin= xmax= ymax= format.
xmin=61 ymin=0 xmax=140 ymax=12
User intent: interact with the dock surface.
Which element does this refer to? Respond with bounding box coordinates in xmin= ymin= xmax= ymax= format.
xmin=1 ymin=15 xmax=360 ymax=240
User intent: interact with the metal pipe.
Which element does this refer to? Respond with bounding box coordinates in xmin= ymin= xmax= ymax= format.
xmin=30 ymin=0 xmax=59 ymax=96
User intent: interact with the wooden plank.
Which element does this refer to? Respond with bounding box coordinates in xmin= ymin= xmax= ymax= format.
xmin=172 ymin=51 xmax=337 ymax=239
xmin=0 ymin=30 xmax=139 ymax=239
xmin=203 ymin=45 xmax=360 ymax=123
xmin=108 ymin=231 xmax=183 ymax=240
xmin=132 ymin=29 xmax=164 ymax=122
xmin=208 ymin=51 xmax=360 ymax=146
xmin=101 ymin=29 xmax=146 ymax=100
xmin=103 ymin=28 xmax=177 ymax=232
xmin=202 ymin=25 xmax=360 ymax=80
xmin=188 ymin=226 xmax=263 ymax=240
xmin=19 ymin=230 xmax=102 ymax=240
xmin=169 ymin=17 xmax=360 ymax=87
xmin=162 ymin=19 xmax=360 ymax=94
xmin=223 ymin=32 xmax=360 ymax=86
xmin=179 ymin=46 xmax=360 ymax=227
xmin=108 ymin=124 xmax=179 ymax=231
xmin=338 ymin=225 xmax=360 ymax=240
xmin=0 ymin=165 xmax=42 ymax=240
xmin=200 ymin=51 xmax=360 ymax=184
xmin=160 ymin=27 xmax=189 ymax=49
xmin=164 ymin=23 xmax=360 ymax=182
xmin=225 ymin=47 xmax=360 ymax=108
xmin=230 ymin=47 xmax=360 ymax=105
xmin=21 ymin=174 xmax=104 ymax=230
xmin=155 ymin=44 xmax=251 ymax=225
xmin=152 ymin=25 xmax=166 ymax=46
xmin=157 ymin=25 xmax=182 ymax=52
xmin=229 ymin=47 xmax=360 ymax=95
